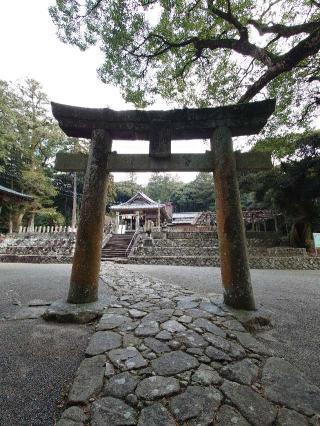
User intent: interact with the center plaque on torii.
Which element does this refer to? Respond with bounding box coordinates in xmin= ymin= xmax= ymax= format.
xmin=52 ymin=99 xmax=276 ymax=311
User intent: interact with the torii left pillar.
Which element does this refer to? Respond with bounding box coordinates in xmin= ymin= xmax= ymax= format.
xmin=68 ymin=129 xmax=112 ymax=304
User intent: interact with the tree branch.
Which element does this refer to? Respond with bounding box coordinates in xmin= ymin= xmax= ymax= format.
xmin=207 ymin=0 xmax=248 ymax=40
xmin=248 ymin=19 xmax=320 ymax=37
xmin=239 ymin=27 xmax=320 ymax=103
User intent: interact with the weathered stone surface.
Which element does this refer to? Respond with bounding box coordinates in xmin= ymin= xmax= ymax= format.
xmin=152 ymin=351 xmax=199 ymax=376
xmin=43 ymin=299 xmax=104 ymax=324
xmin=122 ymin=333 xmax=141 ymax=348
xmin=86 ymin=331 xmax=122 ymax=356
xmin=229 ymin=341 xmax=247 ymax=359
xmin=199 ymin=302 xmax=225 ymax=316
xmin=161 ymin=319 xmax=186 ymax=333
xmin=215 ymin=405 xmax=250 ymax=426
xmin=155 ymin=330 xmax=172 ymax=340
xmin=55 ymin=419 xmax=83 ymax=426
xmin=144 ymin=337 xmax=170 ymax=353
xmin=169 ymin=385 xmax=222 ymax=423
xmin=222 ymin=319 xmax=246 ymax=332
xmin=129 ymin=309 xmax=147 ymax=319
xmin=108 ymin=348 xmax=147 ymax=370
xmin=192 ymin=318 xmax=227 ymax=337
xmin=176 ymin=330 xmax=208 ymax=348
xmin=234 ymin=331 xmax=271 ymax=355
xmin=276 ymin=408 xmax=308 ymax=426
xmin=28 ymin=299 xmax=51 ymax=307
xmin=178 ymin=315 xmax=192 ymax=323
xmin=204 ymin=332 xmax=231 ymax=351
xmin=135 ymin=376 xmax=180 ymax=399
xmin=142 ymin=309 xmax=174 ymax=323
xmin=184 ymin=308 xmax=211 ymax=319
xmin=69 ymin=355 xmax=105 ymax=403
xmin=262 ymin=357 xmax=320 ymax=416
xmin=91 ymin=397 xmax=137 ymax=425
xmin=61 ymin=406 xmax=87 ymax=423
xmin=97 ymin=314 xmax=128 ymax=330
xmin=220 ymin=359 xmax=259 ymax=385
xmin=227 ymin=307 xmax=274 ymax=331
xmin=104 ymin=372 xmax=139 ymax=397
xmin=310 ymin=414 xmax=320 ymax=425
xmin=192 ymin=364 xmax=222 ymax=385
xmin=10 ymin=306 xmax=47 ymax=320
xmin=137 ymin=403 xmax=176 ymax=426
xmin=221 ymin=380 xmax=277 ymax=426
xmin=135 ymin=321 xmax=159 ymax=337
xmin=205 ymin=346 xmax=231 ymax=362
xmin=105 ymin=362 xmax=115 ymax=377
xmin=177 ymin=299 xmax=199 ymax=309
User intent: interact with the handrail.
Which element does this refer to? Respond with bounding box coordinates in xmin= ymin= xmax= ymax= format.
xmin=125 ymin=229 xmax=140 ymax=257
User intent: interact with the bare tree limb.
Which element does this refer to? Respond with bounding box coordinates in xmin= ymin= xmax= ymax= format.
xmin=239 ymin=28 xmax=320 ymax=103
xmin=207 ymin=0 xmax=248 ymax=40
xmin=248 ymin=19 xmax=320 ymax=37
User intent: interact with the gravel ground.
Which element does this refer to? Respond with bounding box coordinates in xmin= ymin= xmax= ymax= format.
xmin=0 ymin=264 xmax=96 ymax=426
xmin=123 ymin=264 xmax=320 ymax=387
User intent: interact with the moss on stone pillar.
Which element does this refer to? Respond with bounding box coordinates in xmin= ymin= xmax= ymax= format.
xmin=212 ymin=127 xmax=256 ymax=310
xmin=67 ymin=129 xmax=112 ymax=304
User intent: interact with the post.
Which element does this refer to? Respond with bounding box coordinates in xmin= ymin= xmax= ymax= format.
xmin=115 ymin=212 xmax=120 ymax=234
xmin=71 ymin=172 xmax=77 ymax=231
xmin=136 ymin=210 xmax=140 ymax=230
xmin=68 ymin=129 xmax=112 ymax=304
xmin=211 ymin=127 xmax=256 ymax=310
xmin=157 ymin=200 xmax=161 ymax=229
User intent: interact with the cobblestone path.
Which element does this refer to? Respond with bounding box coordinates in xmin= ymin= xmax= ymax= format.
xmin=57 ymin=263 xmax=320 ymax=426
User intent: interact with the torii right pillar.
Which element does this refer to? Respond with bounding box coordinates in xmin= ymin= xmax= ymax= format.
xmin=212 ymin=127 xmax=256 ymax=310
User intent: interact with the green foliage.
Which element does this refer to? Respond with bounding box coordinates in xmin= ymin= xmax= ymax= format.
xmin=171 ymin=172 xmax=215 ymax=212
xmin=114 ymin=179 xmax=143 ymax=204
xmin=34 ymin=207 xmax=65 ymax=226
xmin=50 ymin=0 xmax=320 ymax=132
xmin=113 ymin=172 xmax=215 ymax=212
xmin=0 ymin=78 xmax=83 ymax=230
xmin=145 ymin=173 xmax=183 ymax=202
xmin=252 ymin=130 xmax=320 ymax=160
xmin=240 ymin=133 xmax=320 ymax=246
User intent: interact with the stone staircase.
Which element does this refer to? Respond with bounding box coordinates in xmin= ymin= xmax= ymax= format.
xmin=101 ymin=232 xmax=134 ymax=260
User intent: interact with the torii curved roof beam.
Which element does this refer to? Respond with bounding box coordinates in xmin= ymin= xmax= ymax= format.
xmin=51 ymin=99 xmax=276 ymax=140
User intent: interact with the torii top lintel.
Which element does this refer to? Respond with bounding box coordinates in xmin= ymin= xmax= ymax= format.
xmin=51 ymin=99 xmax=276 ymax=140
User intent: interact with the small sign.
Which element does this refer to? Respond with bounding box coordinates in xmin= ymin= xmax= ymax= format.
xmin=313 ymin=233 xmax=320 ymax=248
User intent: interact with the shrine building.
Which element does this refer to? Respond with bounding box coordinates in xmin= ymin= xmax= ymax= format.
xmin=110 ymin=192 xmax=172 ymax=232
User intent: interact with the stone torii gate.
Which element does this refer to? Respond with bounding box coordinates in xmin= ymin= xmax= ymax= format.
xmin=52 ymin=99 xmax=275 ymax=311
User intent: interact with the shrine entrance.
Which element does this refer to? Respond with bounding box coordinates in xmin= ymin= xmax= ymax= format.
xmin=52 ymin=99 xmax=275 ymax=310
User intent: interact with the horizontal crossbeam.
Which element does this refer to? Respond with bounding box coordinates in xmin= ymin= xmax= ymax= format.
xmin=55 ymin=151 xmax=272 ymax=173
xmin=51 ymin=99 xmax=276 ymax=139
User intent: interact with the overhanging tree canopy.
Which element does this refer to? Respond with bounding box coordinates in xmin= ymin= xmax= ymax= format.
xmin=50 ymin=0 xmax=320 ymax=131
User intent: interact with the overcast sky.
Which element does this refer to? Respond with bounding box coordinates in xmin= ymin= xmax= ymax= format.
xmin=0 ymin=0 xmax=278 ymax=184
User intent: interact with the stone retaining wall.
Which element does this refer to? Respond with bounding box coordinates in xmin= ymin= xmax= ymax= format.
xmin=0 ymin=233 xmax=76 ymax=257
xmin=135 ymin=246 xmax=279 ymax=257
xmin=125 ymin=255 xmax=320 ymax=270
xmin=0 ymin=254 xmax=73 ymax=263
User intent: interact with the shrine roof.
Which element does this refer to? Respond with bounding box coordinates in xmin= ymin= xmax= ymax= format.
xmin=110 ymin=191 xmax=166 ymax=211
xmin=0 ymin=185 xmax=34 ymax=202
xmin=51 ymin=99 xmax=276 ymax=140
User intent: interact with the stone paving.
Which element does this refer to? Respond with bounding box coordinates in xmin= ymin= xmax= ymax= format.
xmin=57 ymin=263 xmax=320 ymax=426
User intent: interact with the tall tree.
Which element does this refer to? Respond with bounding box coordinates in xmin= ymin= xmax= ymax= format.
xmin=0 ymin=79 xmax=74 ymax=231
xmin=241 ymin=133 xmax=320 ymax=246
xmin=50 ymin=0 xmax=320 ymax=131
xmin=145 ymin=173 xmax=183 ymax=202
